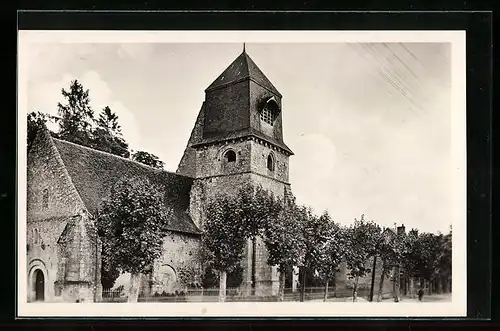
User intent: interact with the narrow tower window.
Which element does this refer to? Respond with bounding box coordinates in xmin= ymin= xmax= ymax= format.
xmin=260 ymin=106 xmax=274 ymax=125
xmin=42 ymin=189 xmax=49 ymax=209
xmin=224 ymin=150 xmax=236 ymax=163
xmin=267 ymin=154 xmax=275 ymax=171
xmin=32 ymin=228 xmax=40 ymax=244
xmin=260 ymin=97 xmax=280 ymax=126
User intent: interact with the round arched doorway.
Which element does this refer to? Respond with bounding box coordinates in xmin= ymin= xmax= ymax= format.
xmin=33 ymin=269 xmax=45 ymax=301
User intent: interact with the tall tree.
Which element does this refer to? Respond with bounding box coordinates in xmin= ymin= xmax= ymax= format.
xmin=344 ymin=215 xmax=380 ymax=301
xmin=376 ymin=227 xmax=404 ymax=301
xmin=436 ymin=227 xmax=452 ymax=293
xmin=202 ymin=192 xmax=247 ymax=302
xmin=401 ymin=228 xmax=424 ymax=297
xmin=314 ymin=213 xmax=345 ymax=302
xmin=132 ymin=151 xmax=165 ymax=169
xmin=92 ymin=106 xmax=130 ymax=158
xmin=262 ymin=198 xmax=306 ymax=301
xmin=56 ymin=80 xmax=95 ymax=146
xmin=298 ymin=207 xmax=331 ymax=302
xmin=202 ymin=183 xmax=282 ymax=301
xmin=97 ymin=177 xmax=172 ymax=302
xmin=419 ymin=232 xmax=442 ymax=294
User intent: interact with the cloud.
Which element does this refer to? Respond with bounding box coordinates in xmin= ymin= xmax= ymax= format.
xmin=27 ymin=70 xmax=142 ymax=151
xmin=290 ymin=133 xmax=337 ymax=213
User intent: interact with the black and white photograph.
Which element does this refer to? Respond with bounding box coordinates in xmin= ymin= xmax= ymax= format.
xmin=18 ymin=30 xmax=466 ymax=317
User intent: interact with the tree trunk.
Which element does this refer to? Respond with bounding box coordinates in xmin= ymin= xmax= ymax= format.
xmin=369 ymin=256 xmax=377 ymax=302
xmin=278 ymin=269 xmax=285 ymax=302
xmin=299 ymin=267 xmax=307 ymax=302
xmin=323 ymin=279 xmax=329 ymax=302
xmin=376 ymin=265 xmax=386 ymax=302
xmin=393 ymin=267 xmax=400 ymax=302
xmin=127 ymin=273 xmax=141 ymax=303
xmin=352 ymin=276 xmax=359 ymax=302
xmin=219 ymin=271 xmax=227 ymax=302
xmin=409 ymin=277 xmax=415 ymax=299
xmin=437 ymin=276 xmax=443 ymax=294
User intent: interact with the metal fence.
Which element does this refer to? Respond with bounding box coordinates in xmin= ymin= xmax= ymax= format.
xmin=101 ymin=286 xmax=371 ymax=303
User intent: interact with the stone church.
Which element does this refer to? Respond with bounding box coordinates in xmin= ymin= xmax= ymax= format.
xmin=26 ymin=48 xmax=297 ymax=302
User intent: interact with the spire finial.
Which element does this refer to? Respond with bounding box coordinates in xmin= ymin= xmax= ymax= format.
xmin=243 ymin=42 xmax=246 ymax=53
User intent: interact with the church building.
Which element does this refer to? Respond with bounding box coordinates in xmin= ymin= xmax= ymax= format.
xmin=26 ymin=47 xmax=297 ymax=302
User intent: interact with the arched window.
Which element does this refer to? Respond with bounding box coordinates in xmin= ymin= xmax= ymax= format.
xmin=32 ymin=228 xmax=39 ymax=244
xmin=224 ymin=150 xmax=236 ymax=163
xmin=42 ymin=188 xmax=49 ymax=209
xmin=260 ymin=97 xmax=280 ymax=126
xmin=267 ymin=154 xmax=275 ymax=172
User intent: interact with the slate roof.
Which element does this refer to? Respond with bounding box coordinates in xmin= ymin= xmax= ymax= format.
xmin=52 ymin=138 xmax=200 ymax=235
xmin=205 ymin=50 xmax=282 ymax=97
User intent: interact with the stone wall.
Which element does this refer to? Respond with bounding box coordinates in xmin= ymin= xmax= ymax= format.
xmin=27 ymin=130 xmax=101 ymax=302
xmin=27 ymin=130 xmax=88 ymax=222
xmin=113 ymin=231 xmax=202 ymax=296
xmin=26 ymin=130 xmax=88 ymax=302
xmin=204 ymin=80 xmax=251 ymax=137
xmin=195 ymin=140 xmax=252 ymax=179
xmin=27 ymin=217 xmax=66 ymax=302
xmin=249 ymin=80 xmax=284 ymax=143
xmin=56 ymin=213 xmax=102 ymax=303
xmin=152 ymin=232 xmax=202 ymax=293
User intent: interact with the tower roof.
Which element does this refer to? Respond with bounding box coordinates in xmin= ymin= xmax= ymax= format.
xmin=205 ymin=49 xmax=281 ymax=97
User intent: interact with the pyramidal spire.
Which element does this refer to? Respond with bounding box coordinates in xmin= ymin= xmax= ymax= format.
xmin=205 ymin=46 xmax=281 ymax=96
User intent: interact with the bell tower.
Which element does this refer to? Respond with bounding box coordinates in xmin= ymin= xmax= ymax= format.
xmin=177 ymin=46 xmax=294 ymax=296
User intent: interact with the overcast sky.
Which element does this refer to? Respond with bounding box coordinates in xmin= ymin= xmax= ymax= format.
xmin=25 ymin=42 xmax=453 ymax=233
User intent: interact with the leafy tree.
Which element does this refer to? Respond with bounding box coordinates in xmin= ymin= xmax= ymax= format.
xmin=376 ymin=227 xmax=404 ymax=301
xmin=202 ymin=192 xmax=247 ymax=302
xmin=97 ymin=177 xmax=172 ymax=302
xmin=100 ymin=238 xmax=120 ymax=290
xmin=55 ymin=80 xmax=95 ymax=146
xmin=401 ymin=228 xmax=424 ymax=297
xmin=92 ymin=106 xmax=130 ymax=158
xmin=344 ymin=215 xmax=381 ymax=301
xmin=202 ymin=183 xmax=282 ymax=301
xmin=201 ymin=267 xmax=219 ymax=288
xmin=262 ymin=198 xmax=306 ymax=301
xmin=297 ymin=207 xmax=331 ymax=302
xmin=132 ymin=151 xmax=165 ymax=169
xmin=314 ymin=214 xmax=345 ymax=301
xmin=436 ymin=227 xmax=452 ymax=293
xmin=419 ymin=232 xmax=443 ymax=294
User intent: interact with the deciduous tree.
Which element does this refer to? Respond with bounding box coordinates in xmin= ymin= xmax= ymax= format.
xmin=314 ymin=213 xmax=345 ymax=301
xmin=202 ymin=183 xmax=283 ymax=301
xmin=344 ymin=215 xmax=380 ymax=301
xmin=297 ymin=207 xmax=331 ymax=302
xmin=262 ymin=198 xmax=306 ymax=301
xmin=97 ymin=177 xmax=172 ymax=302
xmin=132 ymin=150 xmax=165 ymax=169
xmin=202 ymin=193 xmax=247 ymax=302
